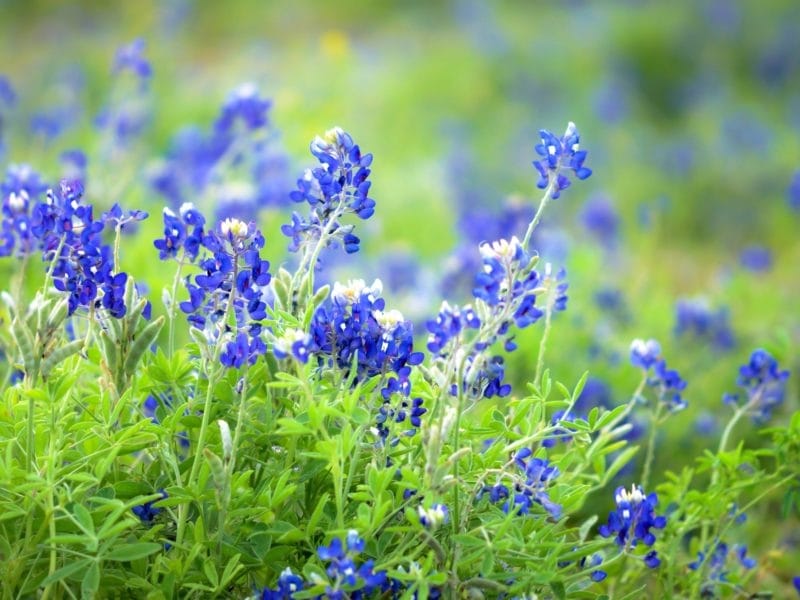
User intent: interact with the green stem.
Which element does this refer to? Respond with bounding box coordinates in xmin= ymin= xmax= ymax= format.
xmin=176 ymin=258 xmax=239 ymax=547
xmin=641 ymin=403 xmax=663 ymax=491
xmin=533 ymin=296 xmax=553 ymax=390
xmin=167 ymin=254 xmax=186 ymax=358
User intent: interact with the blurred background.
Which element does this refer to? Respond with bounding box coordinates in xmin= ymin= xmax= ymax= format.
xmin=1 ymin=0 xmax=799 ymax=482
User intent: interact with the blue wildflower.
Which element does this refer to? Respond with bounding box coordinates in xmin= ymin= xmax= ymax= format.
xmin=132 ymin=490 xmax=168 ymax=524
xmin=154 ymin=202 xmax=207 ymax=262
xmin=630 ymin=339 xmax=688 ymax=411
xmin=180 ymin=217 xmax=271 ymax=368
xmin=215 ymin=83 xmax=271 ymax=135
xmin=789 ymin=171 xmax=800 ymax=211
xmin=482 ymin=450 xmax=561 ymax=519
xmin=309 ymin=279 xmax=423 ymax=386
xmin=674 ymin=298 xmax=736 ymax=351
xmin=580 ymin=194 xmax=619 ymax=249
xmin=532 ymin=122 xmax=592 ymax=199
xmin=739 ymin=245 xmax=772 ymax=272
xmin=418 ymin=503 xmax=449 ymax=530
xmin=316 ymin=531 xmax=388 ymax=599
xmin=113 ymin=38 xmax=153 ymax=82
xmin=272 ymin=328 xmax=312 ymax=363
xmin=599 ymin=484 xmax=666 ymax=566
xmin=724 ymin=349 xmax=789 ymax=423
xmin=284 ymin=127 xmax=374 ymax=257
xmin=259 ymin=568 xmax=305 ymax=599
xmin=688 ymin=541 xmax=756 ymax=595
xmin=630 ymin=338 xmax=662 ymax=370
xmin=0 ymin=75 xmax=15 ymax=107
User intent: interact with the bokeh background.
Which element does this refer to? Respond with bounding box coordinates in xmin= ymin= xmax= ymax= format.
xmin=1 ymin=0 xmax=799 ymax=577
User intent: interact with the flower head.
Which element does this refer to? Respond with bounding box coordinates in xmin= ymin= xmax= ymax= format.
xmin=532 ymin=122 xmax=592 ymax=199
xmin=599 ymin=484 xmax=666 ymax=566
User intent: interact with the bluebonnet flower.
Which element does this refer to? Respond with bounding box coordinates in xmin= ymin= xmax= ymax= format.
xmin=103 ymin=203 xmax=149 ymax=231
xmin=630 ymin=339 xmax=688 ymax=411
xmin=532 ymin=122 xmax=592 ymax=199
xmin=315 ymin=530 xmax=388 ymax=599
xmin=630 ymin=339 xmax=662 ymax=370
xmin=599 ymin=484 xmax=666 ymax=567
xmin=576 ymin=553 xmax=607 ymax=583
xmin=426 ymin=301 xmax=481 ymax=355
xmin=272 ymin=328 xmax=312 ymax=363
xmin=132 ymin=490 xmax=168 ymax=524
xmin=724 ymin=349 xmax=789 ymax=423
xmin=143 ymin=393 xmax=190 ymax=453
xmin=375 ymin=380 xmax=427 ymax=447
xmin=674 ymin=298 xmax=736 ymax=351
xmin=574 ymin=377 xmax=615 ymax=415
xmin=788 ymin=171 xmax=800 ymax=211
xmin=0 ymin=75 xmax=15 ymax=107
xmin=695 ymin=412 xmax=718 ymax=436
xmin=215 ymin=83 xmax=271 ymax=135
xmin=418 ymin=503 xmax=449 ymax=529
xmin=688 ymin=541 xmax=756 ymax=595
xmin=739 ymin=245 xmax=772 ymax=272
xmin=309 ymin=279 xmax=423 ymax=385
xmin=154 ymin=202 xmax=207 ymax=261
xmin=284 ymin=127 xmax=374 ymax=257
xmin=482 ymin=449 xmax=561 ymax=519
xmin=180 ymin=218 xmax=271 ymax=368
xmin=259 ymin=568 xmax=305 ymax=599
xmin=542 ymin=410 xmax=576 ymax=448
xmin=113 ymin=38 xmax=153 ymax=83
xmin=60 ymin=149 xmax=87 ymax=186
xmin=580 ymin=194 xmax=619 ymax=249
xmin=473 ymin=238 xmax=542 ymax=323
xmin=17 ymin=180 xmax=137 ymax=319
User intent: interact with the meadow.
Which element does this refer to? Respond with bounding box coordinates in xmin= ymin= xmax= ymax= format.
xmin=0 ymin=1 xmax=798 ymax=598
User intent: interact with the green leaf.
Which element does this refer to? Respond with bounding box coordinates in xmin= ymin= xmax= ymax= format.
xmin=549 ymin=580 xmax=566 ymax=600
xmin=105 ymin=542 xmax=163 ymax=561
xmin=81 ymin=562 xmax=100 ymax=598
xmin=40 ymin=559 xmax=92 ymax=586
xmin=123 ymin=316 xmax=165 ymax=375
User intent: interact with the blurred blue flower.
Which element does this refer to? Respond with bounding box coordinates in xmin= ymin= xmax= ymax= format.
xmin=725 ymin=348 xmax=789 ymax=423
xmin=789 ymin=171 xmax=800 ymax=211
xmin=739 ymin=245 xmax=772 ymax=272
xmin=674 ymin=298 xmax=736 ymax=351
xmin=113 ymin=38 xmax=153 ymax=82
xmin=580 ymin=194 xmax=619 ymax=249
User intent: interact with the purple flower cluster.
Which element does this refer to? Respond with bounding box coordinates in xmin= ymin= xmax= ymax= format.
xmin=132 ymin=490 xmax=167 ymax=524
xmin=630 ymin=339 xmax=688 ymax=412
xmin=113 ymin=38 xmax=153 ymax=83
xmin=316 ymin=531 xmax=387 ymax=599
xmin=149 ymin=84 xmax=289 ymax=221
xmin=481 ymin=449 xmax=562 ymax=519
xmin=688 ymin=541 xmax=756 ymax=594
xmin=580 ymin=193 xmax=619 ymax=249
xmin=309 ymin=279 xmax=423 ymax=383
xmin=179 ymin=217 xmax=271 ymax=368
xmin=532 ymin=122 xmax=592 ymax=199
xmin=674 ymin=298 xmax=736 ymax=351
xmin=2 ymin=173 xmax=143 ymax=319
xmin=724 ymin=348 xmax=789 ymax=423
xmin=788 ymin=170 xmax=800 ymax=211
xmin=599 ymin=484 xmax=666 ymax=568
xmin=283 ymin=127 xmax=374 ymax=257
xmin=153 ymin=202 xmax=207 ymax=261
xmin=215 ymin=83 xmax=271 ymax=135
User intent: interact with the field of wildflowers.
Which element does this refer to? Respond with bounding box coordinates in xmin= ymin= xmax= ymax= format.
xmin=1 ymin=1 xmax=799 ymax=598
